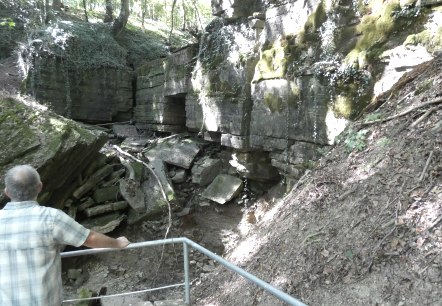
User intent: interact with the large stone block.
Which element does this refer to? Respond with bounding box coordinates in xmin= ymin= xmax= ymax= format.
xmin=28 ymin=57 xmax=133 ymax=122
xmin=144 ymin=136 xmax=205 ymax=169
xmin=202 ymin=174 xmax=243 ymax=204
xmin=250 ymin=77 xmax=329 ymax=147
xmin=192 ymin=158 xmax=223 ymax=186
xmin=0 ymin=96 xmax=108 ymax=208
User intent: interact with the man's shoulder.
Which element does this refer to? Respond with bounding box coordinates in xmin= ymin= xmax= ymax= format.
xmin=33 ymin=205 xmax=69 ymax=220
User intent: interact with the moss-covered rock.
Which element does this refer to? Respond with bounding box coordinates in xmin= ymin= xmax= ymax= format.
xmin=0 ymin=95 xmax=108 ymax=208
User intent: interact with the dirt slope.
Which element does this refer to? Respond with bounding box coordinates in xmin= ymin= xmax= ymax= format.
xmin=191 ymin=57 xmax=442 ymax=305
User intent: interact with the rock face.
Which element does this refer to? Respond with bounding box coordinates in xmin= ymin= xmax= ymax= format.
xmin=28 ymin=58 xmax=133 ymax=122
xmin=20 ymin=0 xmax=442 ymax=184
xmin=0 ymin=96 xmax=108 ymax=208
xmin=134 ymin=45 xmax=198 ymax=132
xmin=180 ymin=0 xmax=440 ymax=179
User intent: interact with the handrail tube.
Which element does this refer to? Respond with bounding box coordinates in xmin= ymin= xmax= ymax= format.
xmin=63 ymin=283 xmax=185 ymax=303
xmin=183 ymin=242 xmax=190 ymax=304
xmin=61 ymin=237 xmax=307 ymax=306
xmin=61 ymin=238 xmax=184 ymax=258
xmin=180 ymin=238 xmax=307 ymax=306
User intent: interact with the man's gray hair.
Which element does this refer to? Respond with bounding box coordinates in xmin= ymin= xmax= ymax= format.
xmin=5 ymin=165 xmax=41 ymax=201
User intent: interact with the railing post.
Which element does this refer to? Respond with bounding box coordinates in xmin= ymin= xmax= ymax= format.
xmin=183 ymin=241 xmax=191 ymax=305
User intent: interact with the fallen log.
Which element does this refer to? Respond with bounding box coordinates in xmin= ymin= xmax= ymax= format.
xmin=84 ymin=201 xmax=128 ymax=217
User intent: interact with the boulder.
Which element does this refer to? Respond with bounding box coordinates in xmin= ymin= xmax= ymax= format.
xmin=113 ymin=124 xmax=139 ymax=138
xmin=170 ymin=169 xmax=187 ymax=184
xmin=144 ymin=136 xmax=204 ymax=169
xmin=202 ymin=174 xmax=243 ymax=204
xmin=0 ymin=96 xmax=108 ymax=208
xmin=192 ymin=158 xmax=223 ymax=186
xmin=119 ymin=178 xmax=146 ymax=213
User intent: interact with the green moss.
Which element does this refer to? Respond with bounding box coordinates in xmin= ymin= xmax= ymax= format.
xmin=77 ymin=288 xmax=93 ymax=306
xmin=332 ymin=92 xmax=370 ymax=119
xmin=415 ymin=79 xmax=433 ymax=95
xmin=264 ymin=92 xmax=284 ymax=113
xmin=254 ymin=42 xmax=287 ymax=81
xmin=304 ymin=0 xmax=327 ymax=40
xmin=404 ymin=27 xmax=442 ymax=51
xmin=333 ymin=95 xmax=353 ymax=118
xmin=346 ymin=0 xmax=427 ymax=66
xmin=253 ymin=1 xmax=326 ymax=82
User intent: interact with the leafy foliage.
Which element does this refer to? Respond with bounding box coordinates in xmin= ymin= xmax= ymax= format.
xmin=25 ymin=21 xmax=128 ymax=69
xmin=343 ymin=129 xmax=368 ymax=153
xmin=364 ymin=112 xmax=383 ymax=123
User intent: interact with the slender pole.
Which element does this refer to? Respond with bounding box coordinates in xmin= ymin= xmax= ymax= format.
xmin=183 ymin=242 xmax=191 ymax=305
xmin=61 ymin=238 xmax=307 ymax=306
xmin=182 ymin=238 xmax=307 ymax=306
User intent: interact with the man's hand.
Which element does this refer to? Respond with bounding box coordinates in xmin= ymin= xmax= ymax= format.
xmin=116 ymin=236 xmax=130 ymax=248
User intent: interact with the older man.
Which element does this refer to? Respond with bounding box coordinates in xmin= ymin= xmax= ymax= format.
xmin=0 ymin=165 xmax=130 ymax=305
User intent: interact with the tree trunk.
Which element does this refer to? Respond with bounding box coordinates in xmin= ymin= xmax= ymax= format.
xmin=181 ymin=0 xmax=186 ymax=31
xmin=112 ymin=0 xmax=130 ymax=36
xmin=141 ymin=0 xmax=146 ymax=30
xmin=44 ymin=0 xmax=52 ymax=23
xmin=104 ymin=0 xmax=113 ymax=22
xmin=52 ymin=0 xmax=62 ymax=11
xmin=168 ymin=0 xmax=178 ymax=44
xmin=82 ymin=0 xmax=89 ymax=22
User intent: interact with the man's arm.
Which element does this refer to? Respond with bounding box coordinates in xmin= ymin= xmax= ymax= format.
xmin=83 ymin=230 xmax=130 ymax=249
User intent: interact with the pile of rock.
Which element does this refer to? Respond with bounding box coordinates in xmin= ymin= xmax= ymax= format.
xmin=57 ymin=123 xmax=282 ymax=233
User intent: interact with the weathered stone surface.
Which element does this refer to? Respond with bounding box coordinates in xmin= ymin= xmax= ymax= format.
xmin=202 ymin=174 xmax=243 ymax=204
xmin=113 ymin=124 xmax=139 ymax=138
xmin=92 ymin=185 xmax=120 ymax=203
xmin=119 ymin=178 xmax=146 ymax=213
xmin=230 ymin=152 xmax=279 ymax=182
xmin=164 ymin=45 xmax=198 ymax=96
xmin=211 ymin=0 xmax=260 ymax=19
xmin=120 ymin=137 xmax=151 ymax=153
xmin=28 ymin=58 xmax=133 ymax=122
xmin=148 ymin=158 xmax=176 ymax=202
xmin=250 ymin=78 xmax=329 ymax=147
xmin=192 ymin=158 xmax=223 ymax=186
xmin=170 ymin=169 xmax=187 ymax=183
xmin=0 ymin=96 xmax=108 ymax=208
xmin=220 ymin=134 xmax=250 ymax=150
xmin=144 ymin=136 xmax=204 ymax=169
xmin=374 ymin=45 xmax=432 ymax=96
xmin=139 ymin=176 xmax=167 ymax=218
xmin=188 ymin=20 xmax=256 ymax=143
xmin=135 ymin=46 xmax=197 ymax=133
xmin=78 ymin=198 xmax=95 ymax=212
xmin=270 ymin=142 xmax=322 ymax=166
xmin=270 ymin=160 xmax=305 ymax=179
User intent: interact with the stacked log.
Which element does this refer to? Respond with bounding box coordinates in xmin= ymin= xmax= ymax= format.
xmin=64 ymin=153 xmax=129 ymax=233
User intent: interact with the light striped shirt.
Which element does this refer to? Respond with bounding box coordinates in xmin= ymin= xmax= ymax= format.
xmin=0 ymin=201 xmax=90 ymax=306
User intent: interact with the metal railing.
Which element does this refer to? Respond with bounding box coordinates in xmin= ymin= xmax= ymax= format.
xmin=61 ymin=237 xmax=307 ymax=306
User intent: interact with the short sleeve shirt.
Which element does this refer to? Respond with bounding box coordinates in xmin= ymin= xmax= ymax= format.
xmin=0 ymin=201 xmax=90 ymax=306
